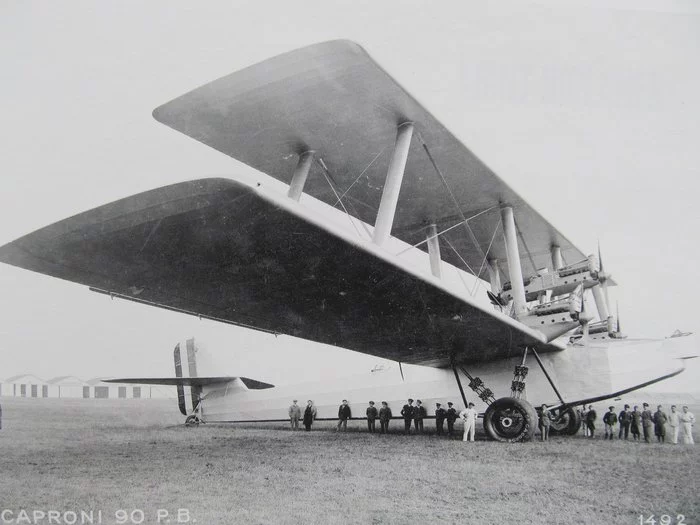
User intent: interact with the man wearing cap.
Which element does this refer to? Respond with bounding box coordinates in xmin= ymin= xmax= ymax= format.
xmin=379 ymin=401 xmax=392 ymax=434
xmin=337 ymin=399 xmax=351 ymax=432
xmin=668 ymin=405 xmax=680 ymax=444
xmin=653 ymin=405 xmax=668 ymax=443
xmin=603 ymin=406 xmax=618 ymax=440
xmin=446 ymin=402 xmax=458 ymax=437
xmin=366 ymin=401 xmax=378 ymax=433
xmin=459 ymin=402 xmax=478 ymax=442
xmin=435 ymin=403 xmax=446 ymax=435
xmin=641 ymin=403 xmax=654 ymax=443
xmin=288 ymin=400 xmax=301 ymax=431
xmin=400 ymin=399 xmax=415 ymax=435
xmin=618 ymin=405 xmax=632 ymax=440
xmin=630 ymin=406 xmax=642 ymax=440
xmin=680 ymin=405 xmax=695 ymax=444
xmin=413 ymin=400 xmax=426 ymax=434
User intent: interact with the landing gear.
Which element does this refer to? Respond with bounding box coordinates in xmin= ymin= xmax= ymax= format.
xmin=185 ymin=414 xmax=200 ymax=427
xmin=549 ymin=407 xmax=581 ymax=436
xmin=483 ymin=397 xmax=538 ymax=442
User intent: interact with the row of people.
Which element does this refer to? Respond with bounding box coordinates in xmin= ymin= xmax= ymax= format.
xmin=580 ymin=403 xmax=695 ymax=444
xmin=288 ymin=398 xmax=478 ymax=440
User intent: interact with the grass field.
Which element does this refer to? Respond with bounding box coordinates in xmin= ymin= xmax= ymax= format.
xmin=0 ymin=397 xmax=698 ymax=525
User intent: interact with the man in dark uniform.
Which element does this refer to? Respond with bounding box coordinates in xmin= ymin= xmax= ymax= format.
xmin=413 ymin=400 xmax=426 ymax=434
xmin=435 ymin=403 xmax=446 ymax=435
xmin=653 ymin=404 xmax=668 ymax=443
xmin=379 ymin=401 xmax=392 ymax=434
xmin=337 ymin=399 xmax=351 ymax=432
xmin=618 ymin=405 xmax=631 ymax=440
xmin=446 ymin=402 xmax=458 ymax=437
xmin=401 ymin=398 xmax=415 ymax=435
xmin=366 ymin=401 xmax=378 ymax=433
xmin=586 ymin=404 xmax=597 ymax=438
xmin=603 ymin=406 xmax=618 ymax=440
xmin=641 ymin=403 xmax=654 ymax=443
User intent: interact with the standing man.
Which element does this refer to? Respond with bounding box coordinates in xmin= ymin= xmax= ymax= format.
xmin=379 ymin=401 xmax=392 ymax=434
xmin=603 ymin=406 xmax=618 ymax=440
xmin=288 ymin=400 xmax=301 ymax=431
xmin=401 ymin=399 xmax=415 ymax=435
xmin=653 ymin=405 xmax=668 ymax=443
xmin=641 ymin=403 xmax=654 ymax=443
xmin=414 ymin=400 xmax=426 ymax=434
xmin=337 ymin=399 xmax=351 ymax=432
xmin=630 ymin=406 xmax=642 ymax=441
xmin=668 ymin=405 xmax=680 ymax=444
xmin=579 ymin=405 xmax=589 ymax=437
xmin=446 ymin=402 xmax=458 ymax=437
xmin=586 ymin=405 xmax=597 ymax=438
xmin=435 ymin=403 xmax=446 ymax=436
xmin=459 ymin=402 xmax=478 ymax=442
xmin=303 ymin=400 xmax=317 ymax=432
xmin=539 ymin=404 xmax=552 ymax=441
xmin=366 ymin=401 xmax=378 ymax=433
xmin=680 ymin=406 xmax=695 ymax=444
xmin=618 ymin=405 xmax=631 ymax=440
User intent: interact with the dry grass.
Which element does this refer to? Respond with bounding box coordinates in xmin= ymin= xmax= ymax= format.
xmin=1 ymin=397 xmax=698 ymax=525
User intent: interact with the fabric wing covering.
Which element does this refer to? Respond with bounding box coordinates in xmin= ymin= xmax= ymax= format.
xmin=152 ymin=39 xmax=587 ymax=284
xmin=0 ymin=179 xmax=562 ymax=368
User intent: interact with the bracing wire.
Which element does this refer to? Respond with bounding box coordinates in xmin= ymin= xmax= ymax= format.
xmin=316 ymin=158 xmax=371 ymax=239
xmin=332 ymin=146 xmax=387 ymax=207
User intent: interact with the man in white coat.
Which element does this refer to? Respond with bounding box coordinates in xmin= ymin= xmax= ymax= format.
xmin=668 ymin=405 xmax=680 ymax=444
xmin=680 ymin=406 xmax=695 ymax=445
xmin=460 ymin=402 xmax=478 ymax=442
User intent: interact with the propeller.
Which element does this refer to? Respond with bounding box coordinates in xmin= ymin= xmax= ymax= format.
xmin=579 ymin=289 xmax=594 ymax=342
xmin=616 ymin=302 xmax=621 ymax=334
xmin=597 ymin=241 xmax=612 ymax=313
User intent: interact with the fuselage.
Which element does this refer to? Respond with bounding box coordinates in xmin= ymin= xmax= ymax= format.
xmin=191 ymin=334 xmax=692 ymax=423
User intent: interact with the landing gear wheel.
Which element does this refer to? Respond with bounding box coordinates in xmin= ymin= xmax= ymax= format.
xmin=185 ymin=415 xmax=200 ymax=427
xmin=483 ymin=397 xmax=537 ymax=442
xmin=549 ymin=407 xmax=581 ymax=436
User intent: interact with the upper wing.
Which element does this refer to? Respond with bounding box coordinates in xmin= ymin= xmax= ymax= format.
xmin=153 ymin=39 xmax=587 ymax=282
xmin=0 ymin=178 xmax=561 ymax=367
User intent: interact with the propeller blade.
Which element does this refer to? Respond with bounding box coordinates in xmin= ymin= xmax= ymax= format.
xmin=598 ymin=240 xmax=604 ymax=273
xmin=616 ymin=302 xmax=621 ymax=333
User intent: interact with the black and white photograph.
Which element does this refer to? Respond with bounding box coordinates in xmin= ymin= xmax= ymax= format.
xmin=1 ymin=1 xmax=699 ymax=523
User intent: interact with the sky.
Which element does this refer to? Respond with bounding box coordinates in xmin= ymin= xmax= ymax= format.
xmin=0 ymin=0 xmax=699 ymax=389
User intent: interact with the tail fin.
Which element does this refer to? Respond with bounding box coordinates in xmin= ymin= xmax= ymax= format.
xmin=174 ymin=338 xmax=201 ymax=415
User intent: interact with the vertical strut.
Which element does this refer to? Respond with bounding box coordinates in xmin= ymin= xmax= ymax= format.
xmin=551 ymin=245 xmax=563 ymax=270
xmin=501 ymin=206 xmax=527 ymax=316
xmin=373 ymin=122 xmax=414 ymax=246
xmin=287 ymin=150 xmax=315 ymax=201
xmin=486 ymin=258 xmax=501 ymax=293
xmin=427 ymin=224 xmax=442 ymax=278
xmin=591 ymin=284 xmax=610 ymax=321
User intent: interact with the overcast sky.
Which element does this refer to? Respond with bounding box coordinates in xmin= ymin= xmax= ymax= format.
xmin=1 ymin=0 xmax=698 ymax=389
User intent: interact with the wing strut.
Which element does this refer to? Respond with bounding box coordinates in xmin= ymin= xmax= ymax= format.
xmin=372 ymin=122 xmax=414 ymax=246
xmin=287 ymin=150 xmax=315 ymax=201
xmin=451 ymin=364 xmax=469 ymax=408
xmin=530 ymin=347 xmax=566 ymax=405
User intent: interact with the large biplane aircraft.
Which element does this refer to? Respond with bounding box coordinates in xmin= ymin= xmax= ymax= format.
xmin=0 ymin=41 xmax=693 ymax=441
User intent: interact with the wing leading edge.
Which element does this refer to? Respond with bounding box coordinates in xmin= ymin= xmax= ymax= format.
xmin=0 ymin=178 xmax=560 ymax=367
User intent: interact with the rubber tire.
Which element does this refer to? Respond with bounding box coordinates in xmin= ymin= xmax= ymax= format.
xmin=185 ymin=415 xmax=200 ymax=427
xmin=549 ymin=407 xmax=581 ymax=436
xmin=483 ymin=397 xmax=538 ymax=442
